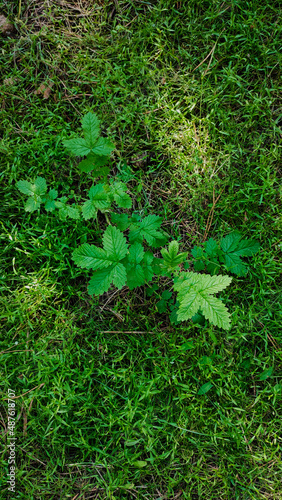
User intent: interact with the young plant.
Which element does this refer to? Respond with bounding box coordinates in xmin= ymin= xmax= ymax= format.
xmin=16 ymin=112 xmax=260 ymax=331
xmin=191 ymin=233 xmax=260 ymax=277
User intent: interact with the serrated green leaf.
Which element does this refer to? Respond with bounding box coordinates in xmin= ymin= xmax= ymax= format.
xmin=34 ymin=177 xmax=47 ymax=195
xmin=44 ymin=199 xmax=56 ymax=211
xmin=110 ymin=182 xmax=132 ymax=209
xmin=25 ymin=196 xmax=41 ymax=212
xmin=88 ymin=267 xmax=114 ymax=295
xmin=221 ymin=232 xmax=242 ymax=253
xmin=82 ymin=200 xmax=98 ymax=220
xmin=128 ymin=242 xmax=144 ymax=264
xmin=111 ymin=213 xmax=130 ymax=231
xmin=78 ymin=153 xmax=109 ymax=173
xmin=72 ymin=244 xmax=109 ymax=270
xmin=116 ymin=192 xmax=132 ymax=208
xmin=44 ymin=189 xmax=58 ymax=212
xmin=87 ymin=184 xmax=110 ymax=210
xmin=16 ymin=180 xmax=35 ymax=196
xmin=142 ymin=252 xmax=155 ymax=282
xmin=81 ymin=112 xmax=100 ymax=149
xmin=73 ymin=226 xmax=128 ymax=272
xmin=161 ymin=248 xmax=170 ymax=261
xmin=58 ymin=207 xmax=68 ymax=220
xmin=200 ymin=295 xmax=231 ymax=330
xmin=88 ymin=262 xmax=126 ymax=295
xmin=191 ymin=246 xmax=204 ymax=259
xmin=126 ymin=263 xmax=145 ymax=289
xmin=205 ymin=238 xmax=218 ymax=256
xmin=174 ymin=272 xmax=232 ymax=330
xmin=92 ymin=137 xmax=115 ymax=156
xmin=67 ymin=206 xmax=80 ymax=219
xmin=176 ymin=273 xmax=232 ymax=297
xmin=63 ymin=137 xmax=91 ymax=156
xmin=82 ymin=184 xmax=109 ymax=218
xmin=194 ymin=260 xmax=205 ymax=271
xmin=168 ymin=240 xmax=179 ymax=258
xmin=102 ymin=226 xmax=128 ymax=261
xmin=235 ymin=238 xmax=260 ymax=257
xmin=161 ymin=242 xmax=188 ymax=271
xmin=221 ymin=232 xmax=255 ymax=275
xmin=17 ymin=177 xmax=47 ymax=197
xmin=224 ymin=253 xmax=248 ymax=276
xmin=198 ymin=382 xmax=213 ymax=395
xmin=111 ymin=262 xmax=127 ymax=289
xmin=47 ymin=188 xmax=58 ymax=199
xmin=129 ymin=214 xmax=164 ymax=246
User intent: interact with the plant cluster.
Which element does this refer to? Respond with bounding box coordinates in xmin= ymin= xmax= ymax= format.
xmin=16 ymin=113 xmax=259 ymax=331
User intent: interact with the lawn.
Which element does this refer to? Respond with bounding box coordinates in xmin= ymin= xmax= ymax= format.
xmin=0 ymin=1 xmax=281 ymax=499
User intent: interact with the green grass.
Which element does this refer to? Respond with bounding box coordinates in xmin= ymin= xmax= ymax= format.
xmin=0 ymin=0 xmax=281 ymax=498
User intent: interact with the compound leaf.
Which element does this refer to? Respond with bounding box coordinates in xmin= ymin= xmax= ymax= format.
xmin=200 ymin=294 xmax=231 ymax=331
xmin=191 ymin=246 xmax=204 ymax=259
xmin=220 ymin=232 xmax=259 ymax=276
xmin=82 ymin=184 xmax=110 ymax=219
xmin=221 ymin=232 xmax=242 ymax=253
xmin=161 ymin=240 xmax=188 ymax=271
xmin=88 ymin=184 xmax=109 ymax=209
xmin=82 ymin=112 xmax=100 ymax=149
xmin=174 ymin=272 xmax=232 ymax=330
xmin=168 ymin=240 xmax=179 ymax=257
xmin=224 ymin=253 xmax=248 ymax=276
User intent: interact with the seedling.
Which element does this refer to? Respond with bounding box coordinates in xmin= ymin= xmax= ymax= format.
xmin=16 ymin=112 xmax=260 ymax=331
